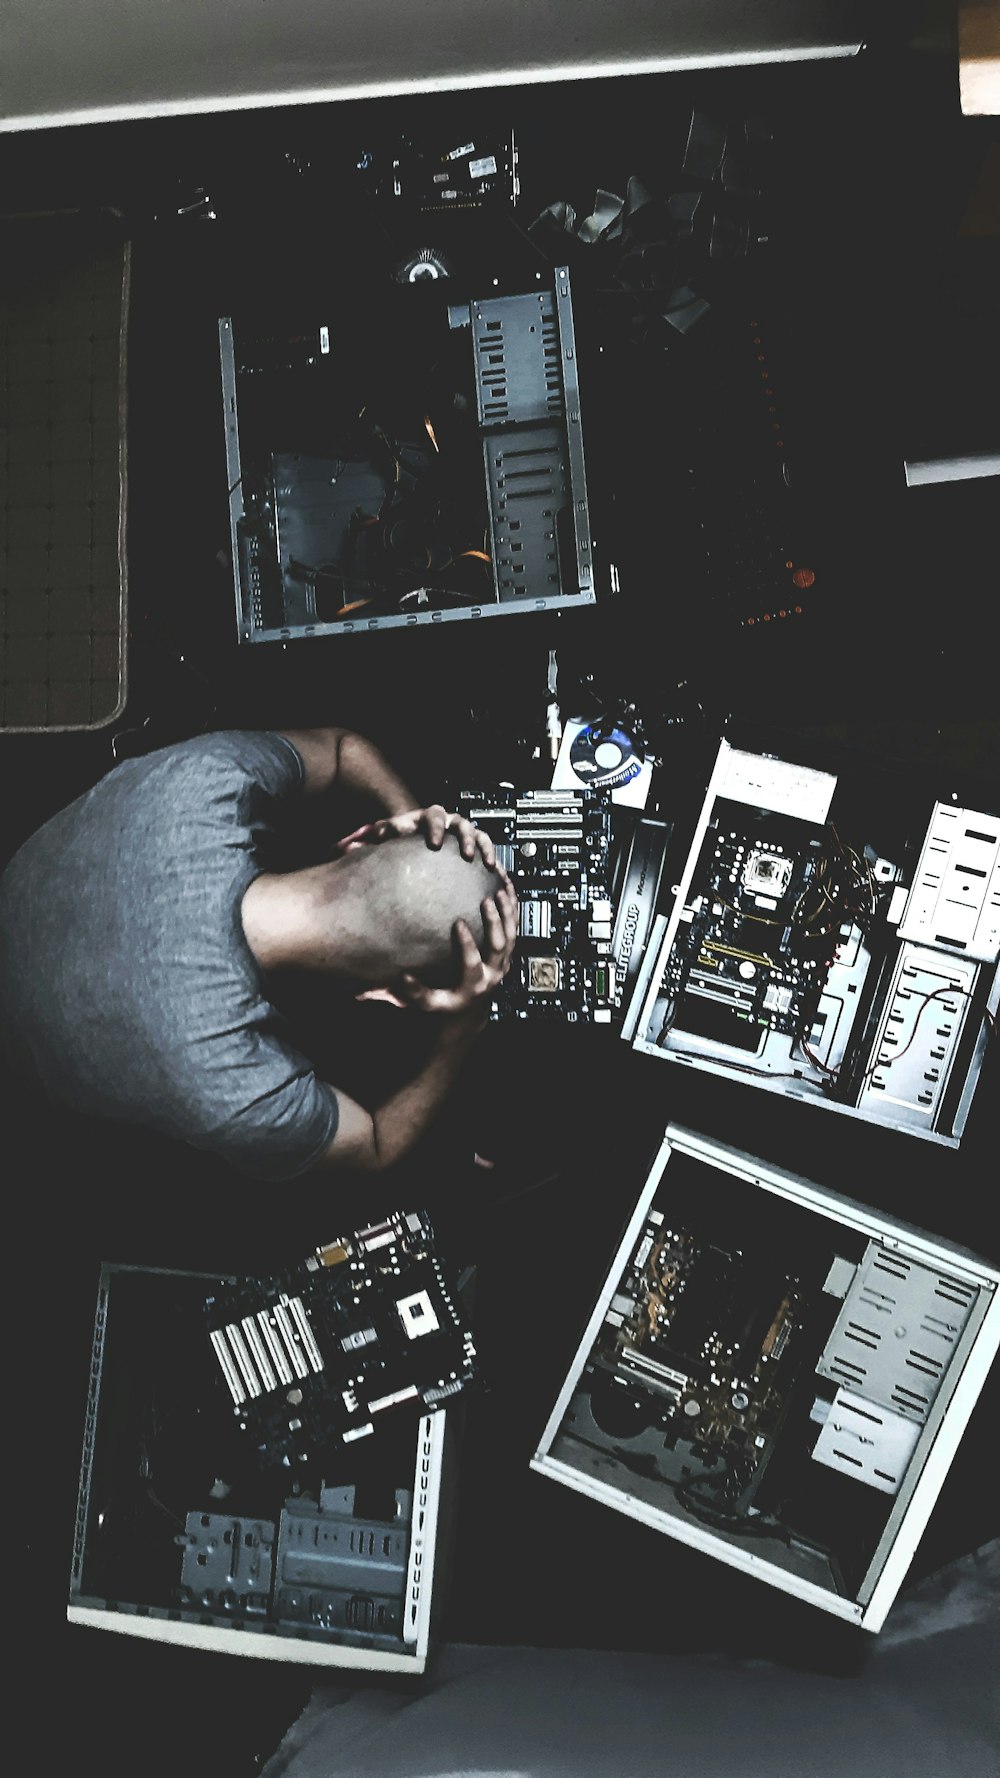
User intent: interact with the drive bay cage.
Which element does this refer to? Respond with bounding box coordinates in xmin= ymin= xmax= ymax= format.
xmin=624 ymin=740 xmax=1000 ymax=1146
xmin=533 ymin=1125 xmax=1000 ymax=1632
xmin=68 ymin=1261 xmax=453 ymax=1672
xmin=220 ymin=267 xmax=594 ymax=643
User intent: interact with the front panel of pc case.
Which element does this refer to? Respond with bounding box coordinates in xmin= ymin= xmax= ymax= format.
xmin=626 ymin=740 xmax=1000 ymax=1146
xmin=532 ymin=1125 xmax=999 ymax=1631
xmin=68 ymin=1264 xmax=448 ymax=1671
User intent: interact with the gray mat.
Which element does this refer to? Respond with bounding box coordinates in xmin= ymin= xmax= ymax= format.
xmin=0 ymin=212 xmax=128 ymax=730
xmin=262 ymin=1542 xmax=1000 ymax=1778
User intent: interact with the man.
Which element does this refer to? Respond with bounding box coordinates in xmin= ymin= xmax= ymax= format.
xmin=0 ymin=726 xmax=517 ymax=1181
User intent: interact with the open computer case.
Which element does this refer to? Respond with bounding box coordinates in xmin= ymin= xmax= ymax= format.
xmin=220 ymin=264 xmax=594 ymax=644
xmin=624 ymin=738 xmax=1000 ymax=1145
xmin=532 ymin=1124 xmax=1000 ymax=1632
xmin=68 ymin=1260 xmax=455 ymax=1672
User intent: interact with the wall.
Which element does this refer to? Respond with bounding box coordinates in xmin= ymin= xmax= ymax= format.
xmin=1 ymin=0 xmax=863 ymax=132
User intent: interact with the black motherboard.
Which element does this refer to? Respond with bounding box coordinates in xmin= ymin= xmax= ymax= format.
xmin=204 ymin=1210 xmax=477 ymax=1469
xmin=580 ymin=1206 xmax=805 ymax=1519
xmin=457 ymin=786 xmax=619 ymax=1022
xmin=662 ymin=801 xmax=880 ymax=1059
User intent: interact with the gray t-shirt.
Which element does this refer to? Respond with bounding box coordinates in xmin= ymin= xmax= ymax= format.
xmin=0 ymin=730 xmax=338 ymax=1180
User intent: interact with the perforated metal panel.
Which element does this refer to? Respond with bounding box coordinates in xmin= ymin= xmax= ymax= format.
xmin=898 ymin=801 xmax=1000 ymax=963
xmin=856 ymin=944 xmax=978 ymax=1131
xmin=811 ymin=1389 xmax=921 ymax=1495
xmin=816 ymin=1241 xmax=977 ymax=1423
xmin=470 ymin=290 xmax=565 ymax=427
xmin=0 ymin=215 xmax=128 ymax=730
xmin=467 ymin=270 xmax=593 ymax=612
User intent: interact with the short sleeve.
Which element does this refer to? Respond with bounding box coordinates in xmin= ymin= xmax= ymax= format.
xmin=204 ymin=1072 xmax=340 ymax=1182
xmin=177 ymin=730 xmax=306 ymax=800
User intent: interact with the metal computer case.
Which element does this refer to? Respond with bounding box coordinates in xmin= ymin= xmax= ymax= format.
xmin=624 ymin=740 xmax=1000 ymax=1146
xmin=68 ymin=1262 xmax=450 ymax=1673
xmin=220 ymin=266 xmax=594 ymax=643
xmin=532 ymin=1124 xmax=1000 ymax=1632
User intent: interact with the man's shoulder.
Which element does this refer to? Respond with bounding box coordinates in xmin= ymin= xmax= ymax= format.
xmin=134 ymin=729 xmax=305 ymax=787
xmin=194 ymin=1061 xmax=340 ymax=1182
xmin=91 ymin=731 xmax=305 ymax=829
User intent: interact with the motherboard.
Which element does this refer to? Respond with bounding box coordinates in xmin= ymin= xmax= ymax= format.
xmin=661 ymin=802 xmax=881 ymax=1059
xmin=583 ymin=1206 xmax=804 ymax=1516
xmin=547 ymin=1144 xmax=988 ymax=1603
xmin=204 ymin=1210 xmax=477 ymax=1469
xmin=457 ymin=786 xmax=619 ymax=1022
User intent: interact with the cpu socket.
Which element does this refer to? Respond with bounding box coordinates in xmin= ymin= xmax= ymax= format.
xmin=528 ymin=957 xmax=562 ymax=993
xmin=743 ymin=849 xmax=793 ymax=899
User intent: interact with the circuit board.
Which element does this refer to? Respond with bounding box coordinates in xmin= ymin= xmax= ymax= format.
xmin=633 ymin=743 xmax=999 ymax=1144
xmin=204 ymin=1210 xmax=477 ymax=1469
xmin=585 ymin=1206 xmax=803 ymax=1506
xmin=457 ymin=786 xmax=619 ymax=1022
xmin=662 ymin=804 xmax=865 ymax=1053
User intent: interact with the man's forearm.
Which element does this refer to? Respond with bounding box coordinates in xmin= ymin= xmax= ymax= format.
xmin=277 ymin=726 xmax=416 ymax=814
xmin=335 ymin=730 xmax=415 ymax=817
xmin=368 ymin=1009 xmax=486 ymax=1169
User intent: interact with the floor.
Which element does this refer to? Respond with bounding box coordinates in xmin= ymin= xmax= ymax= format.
xmin=2 ymin=21 xmax=998 ymax=1778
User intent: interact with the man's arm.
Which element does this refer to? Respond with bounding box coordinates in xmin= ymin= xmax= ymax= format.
xmin=309 ymin=886 xmax=517 ymax=1174
xmin=311 ymin=1003 xmax=488 ymax=1173
xmin=275 ymin=726 xmax=415 ymax=814
xmin=277 ymin=727 xmax=502 ymax=871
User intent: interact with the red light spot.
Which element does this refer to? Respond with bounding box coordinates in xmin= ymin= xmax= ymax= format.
xmin=792 ymin=568 xmax=815 ymax=589
xmin=785 ymin=559 xmax=794 ymax=569
xmin=763 ymin=613 xmax=771 ymax=622
xmin=779 ymin=609 xmax=787 ymax=618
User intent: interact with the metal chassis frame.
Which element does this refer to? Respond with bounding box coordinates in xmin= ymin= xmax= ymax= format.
xmin=68 ymin=1262 xmax=446 ymax=1672
xmin=532 ymin=1124 xmax=1000 ymax=1631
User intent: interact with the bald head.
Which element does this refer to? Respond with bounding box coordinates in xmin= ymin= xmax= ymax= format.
xmin=321 ymin=831 xmax=505 ymax=985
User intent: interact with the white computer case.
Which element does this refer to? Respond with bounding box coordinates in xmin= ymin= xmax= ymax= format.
xmin=624 ymin=740 xmax=1000 ymax=1146
xmin=532 ymin=1124 xmax=1000 ymax=1631
xmin=68 ymin=1262 xmax=451 ymax=1674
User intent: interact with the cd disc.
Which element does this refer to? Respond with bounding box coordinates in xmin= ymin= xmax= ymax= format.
xmin=569 ymin=721 xmax=642 ymax=791
xmin=394 ymin=247 xmax=452 ymax=283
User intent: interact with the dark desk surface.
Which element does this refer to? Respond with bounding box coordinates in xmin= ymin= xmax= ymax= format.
xmin=3 ymin=38 xmax=998 ymax=1778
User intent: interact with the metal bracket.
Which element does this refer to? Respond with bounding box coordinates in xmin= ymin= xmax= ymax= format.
xmin=816 ymin=1241 xmax=978 ymax=1422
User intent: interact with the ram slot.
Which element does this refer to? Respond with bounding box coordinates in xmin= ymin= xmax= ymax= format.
xmin=288 ymin=1294 xmax=325 ymax=1373
xmin=241 ymin=1315 xmax=277 ymax=1393
xmin=274 ymin=1302 xmax=309 ymax=1379
xmin=619 ymin=1346 xmax=688 ymax=1398
xmin=210 ymin=1327 xmax=246 ymax=1406
xmin=224 ymin=1323 xmax=263 ymax=1397
xmin=257 ymin=1310 xmax=293 ymax=1386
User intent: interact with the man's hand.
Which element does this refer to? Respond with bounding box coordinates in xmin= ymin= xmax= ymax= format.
xmin=335 ymin=805 xmax=505 ymax=875
xmin=396 ymin=881 xmax=519 ymax=1017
